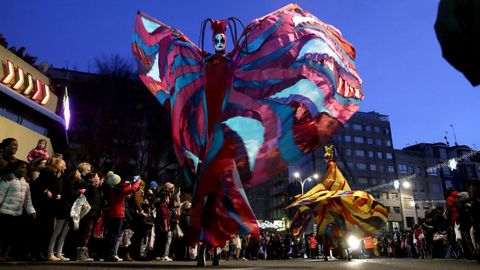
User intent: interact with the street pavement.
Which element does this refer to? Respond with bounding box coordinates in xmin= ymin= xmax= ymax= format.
xmin=0 ymin=258 xmax=479 ymax=270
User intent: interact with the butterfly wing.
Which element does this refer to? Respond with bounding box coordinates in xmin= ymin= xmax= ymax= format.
xmin=223 ymin=3 xmax=364 ymax=186
xmin=132 ymin=12 xmax=207 ymax=175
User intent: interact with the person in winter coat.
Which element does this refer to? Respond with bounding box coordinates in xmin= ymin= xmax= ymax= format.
xmin=30 ymin=157 xmax=65 ymax=261
xmin=0 ymin=160 xmax=36 ymax=261
xmin=45 ymin=157 xmax=71 ymax=261
xmin=103 ymin=171 xmax=141 ymax=262
xmin=77 ymin=171 xmax=104 ymax=262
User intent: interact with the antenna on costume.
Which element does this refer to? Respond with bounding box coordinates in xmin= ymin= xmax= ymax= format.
xmin=227 ymin=17 xmax=247 ymax=53
xmin=199 ymin=18 xmax=214 ymax=65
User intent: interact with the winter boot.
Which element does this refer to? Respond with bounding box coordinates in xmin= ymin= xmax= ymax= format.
xmin=196 ymin=245 xmax=206 ymax=267
xmin=76 ymin=247 xmax=93 ymax=262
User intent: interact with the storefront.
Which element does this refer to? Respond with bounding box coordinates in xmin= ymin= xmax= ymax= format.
xmin=0 ymin=46 xmax=67 ymax=161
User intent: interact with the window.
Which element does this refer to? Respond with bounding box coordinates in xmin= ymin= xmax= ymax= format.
xmin=382 ymin=192 xmax=389 ymax=199
xmin=408 ymin=166 xmax=414 ymax=174
xmin=406 ymin=217 xmax=415 ymax=228
xmin=385 ymin=140 xmax=392 ymax=147
xmin=357 ymin=163 xmax=367 ymax=170
xmin=366 ymin=125 xmax=372 ymax=132
xmin=378 ymin=165 xmax=385 ymax=172
xmin=445 ymin=180 xmax=453 ymax=189
xmin=391 ymin=193 xmax=399 ymax=199
xmin=427 ymin=167 xmax=438 ymax=176
xmin=370 ymin=164 xmax=377 ymax=171
xmin=367 ymin=138 xmax=373 ymax=145
xmin=344 ymin=123 xmax=350 ymax=129
xmin=387 ymin=165 xmax=395 ymax=173
xmin=431 ymin=183 xmax=442 ymax=193
xmin=415 ymin=167 xmax=422 ymax=174
xmin=347 ymin=162 xmax=354 ymax=169
xmin=380 ymin=178 xmax=387 ymax=184
xmin=386 ymin=153 xmax=393 ymax=160
xmin=346 ymin=149 xmax=352 ymax=156
xmin=466 ymin=165 xmax=476 ymax=179
xmin=354 ymin=136 xmax=364 ymax=144
xmin=442 ymin=167 xmax=451 ymax=176
xmin=393 ymin=207 xmax=401 ymax=214
xmin=376 ymin=139 xmax=382 ymax=146
xmin=384 ymin=128 xmax=390 ymax=135
xmin=377 ymin=152 xmax=383 ymax=159
xmin=355 ymin=150 xmax=365 ymax=157
xmin=374 ymin=126 xmax=381 ymax=133
xmin=345 ymin=135 xmax=351 ymax=142
xmin=386 ymin=206 xmax=391 ymax=213
xmin=417 ymin=183 xmax=424 ymax=192
xmin=368 ymin=151 xmax=374 ymax=158
xmin=370 ymin=178 xmax=378 ymax=185
xmin=437 ymin=148 xmax=448 ymax=159
xmin=357 ymin=177 xmax=368 ymax=184
xmin=399 ymin=164 xmax=408 ymax=173
xmin=353 ymin=124 xmax=363 ymax=131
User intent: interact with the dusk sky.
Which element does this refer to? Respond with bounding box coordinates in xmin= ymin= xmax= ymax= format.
xmin=1 ymin=0 xmax=478 ymax=150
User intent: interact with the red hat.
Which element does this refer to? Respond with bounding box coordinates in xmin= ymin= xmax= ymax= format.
xmin=211 ymin=20 xmax=227 ymax=36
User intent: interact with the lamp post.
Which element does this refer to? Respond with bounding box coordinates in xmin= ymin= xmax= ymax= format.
xmin=293 ymin=172 xmax=319 ymax=195
xmin=395 ymin=180 xmax=412 ymax=229
xmin=409 ymin=200 xmax=418 ymax=224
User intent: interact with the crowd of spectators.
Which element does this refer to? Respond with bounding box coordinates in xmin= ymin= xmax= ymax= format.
xmin=0 ymin=137 xmax=479 ymax=263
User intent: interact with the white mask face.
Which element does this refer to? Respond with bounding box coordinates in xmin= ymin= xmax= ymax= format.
xmin=214 ymin=33 xmax=226 ymax=52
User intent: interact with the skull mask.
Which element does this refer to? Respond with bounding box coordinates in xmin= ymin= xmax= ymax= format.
xmin=214 ymin=33 xmax=226 ymax=52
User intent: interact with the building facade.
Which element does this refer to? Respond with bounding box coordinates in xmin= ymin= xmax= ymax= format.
xmin=395 ymin=143 xmax=480 ymax=225
xmin=0 ymin=46 xmax=66 ymax=160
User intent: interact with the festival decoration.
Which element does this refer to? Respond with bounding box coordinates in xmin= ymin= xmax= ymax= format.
xmin=132 ymin=3 xmax=364 ymax=246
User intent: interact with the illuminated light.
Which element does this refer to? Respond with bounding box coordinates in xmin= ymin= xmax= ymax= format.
xmin=402 ymin=181 xmax=411 ymax=189
xmin=63 ymin=87 xmax=70 ymax=130
xmin=409 ymin=201 xmax=415 ymax=207
xmin=40 ymin=84 xmax=50 ymax=105
xmin=448 ymin=158 xmax=458 ymax=171
xmin=313 ymin=173 xmax=319 ymax=179
xmin=13 ymin=67 xmax=24 ymax=90
xmin=293 ymin=172 xmax=300 ymax=178
xmin=23 ymin=74 xmax=34 ymax=95
xmin=393 ymin=180 xmax=400 ymax=189
xmin=2 ymin=61 xmax=15 ymax=84
xmin=31 ymin=79 xmax=43 ymax=101
xmin=347 ymin=235 xmax=361 ymax=250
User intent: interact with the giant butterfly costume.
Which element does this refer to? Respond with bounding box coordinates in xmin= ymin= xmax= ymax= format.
xmin=132 ymin=3 xmax=364 ymax=247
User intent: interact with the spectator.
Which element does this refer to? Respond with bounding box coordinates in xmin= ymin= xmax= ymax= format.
xmin=29 ymin=158 xmax=47 ymax=183
xmin=27 ymin=139 xmax=49 ymax=162
xmin=0 ymin=138 xmax=18 ymax=176
xmin=45 ymin=157 xmax=70 ymax=261
xmin=153 ymin=192 xmax=172 ymax=261
xmin=104 ymin=171 xmax=141 ymax=262
xmin=30 ymin=157 xmax=66 ymax=261
xmin=0 ymin=160 xmax=36 ymax=261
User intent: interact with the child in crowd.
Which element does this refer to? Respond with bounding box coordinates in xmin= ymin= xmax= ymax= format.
xmin=27 ymin=139 xmax=49 ymax=162
xmin=104 ymin=171 xmax=142 ymax=262
xmin=0 ymin=160 xmax=36 ymax=261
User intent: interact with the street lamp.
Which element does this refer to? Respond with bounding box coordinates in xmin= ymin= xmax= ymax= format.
xmin=396 ymin=180 xmax=413 ymax=229
xmin=293 ymin=172 xmax=317 ymax=195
